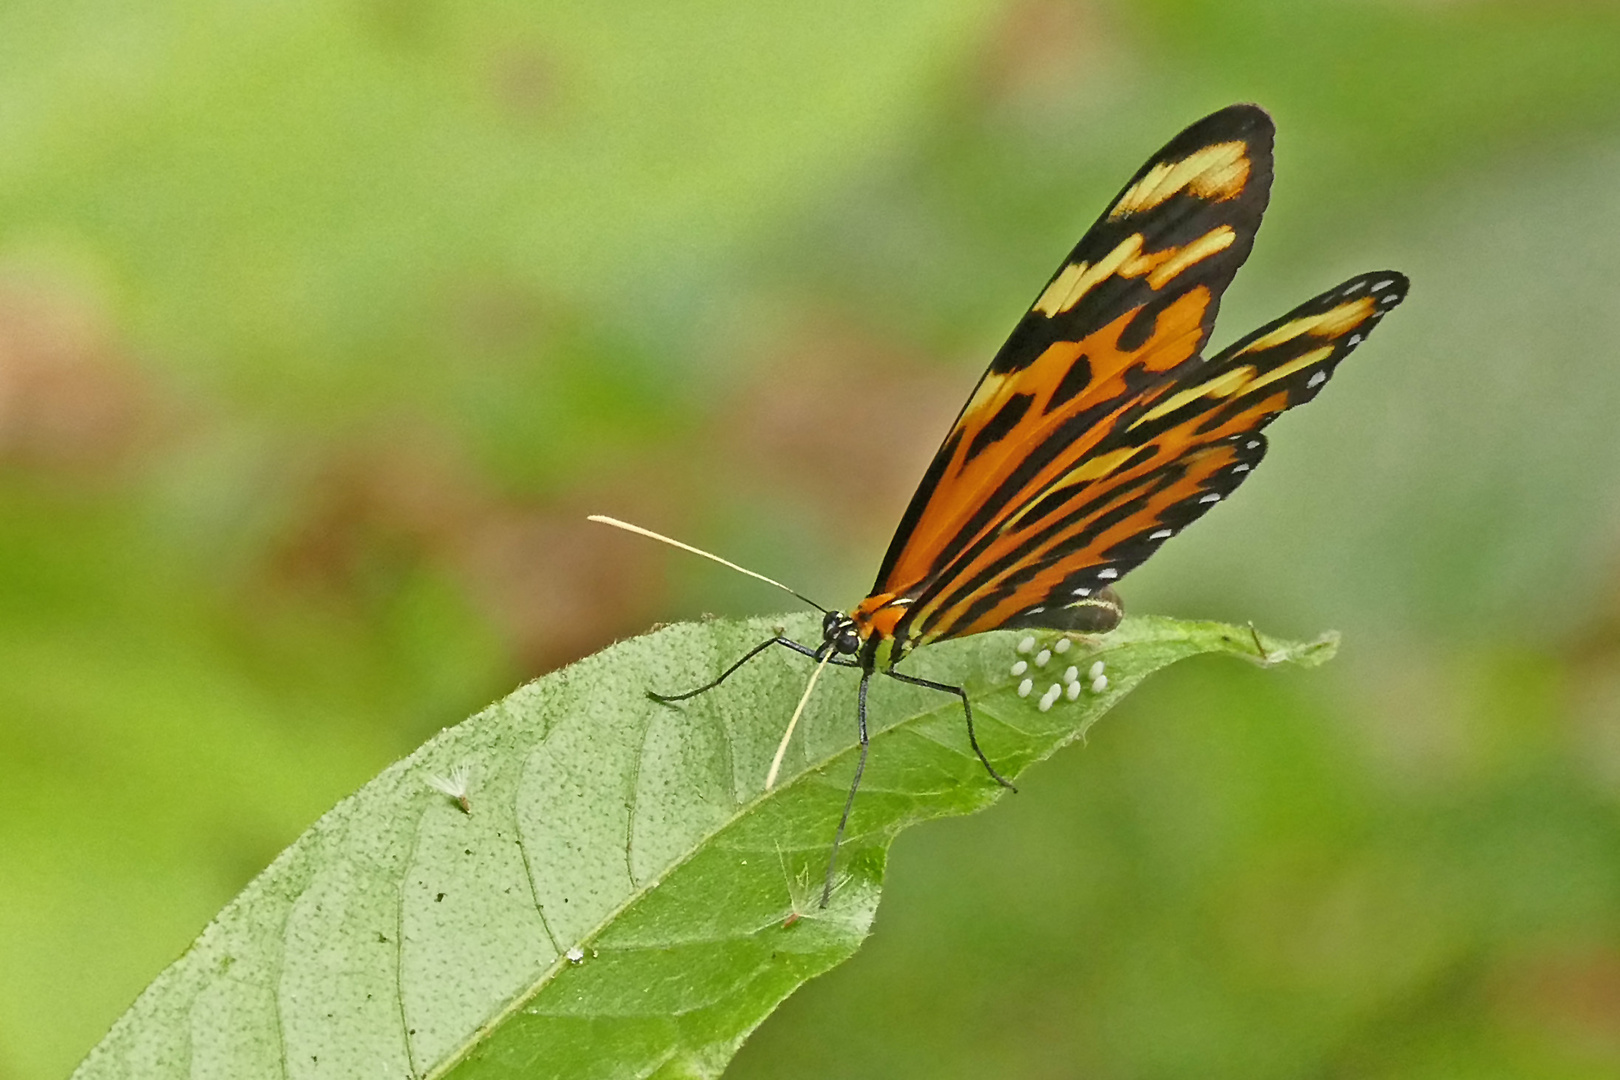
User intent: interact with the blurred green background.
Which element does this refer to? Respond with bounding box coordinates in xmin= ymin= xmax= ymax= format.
xmin=4 ymin=1 xmax=1620 ymax=1077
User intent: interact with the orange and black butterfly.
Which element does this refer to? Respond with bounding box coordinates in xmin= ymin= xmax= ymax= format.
xmin=597 ymin=103 xmax=1406 ymax=902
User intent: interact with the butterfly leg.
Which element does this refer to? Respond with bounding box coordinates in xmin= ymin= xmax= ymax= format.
xmin=648 ymin=636 xmax=859 ymax=704
xmin=821 ymin=668 xmax=873 ymax=907
xmin=883 ymin=669 xmax=1017 ymax=793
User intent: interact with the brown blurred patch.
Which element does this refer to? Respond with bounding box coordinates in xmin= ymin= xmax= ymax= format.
xmin=1490 ymin=946 xmax=1620 ymax=1061
xmin=721 ymin=311 xmax=963 ymax=552
xmin=457 ymin=499 xmax=667 ymax=670
xmin=444 ymin=278 xmax=554 ymax=357
xmin=258 ymin=420 xmax=679 ymax=674
xmin=973 ymin=0 xmax=1132 ymax=119
xmin=259 ymin=428 xmax=482 ymax=600
xmin=0 ymin=275 xmax=162 ymax=475
xmin=488 ymin=42 xmax=564 ymax=124
xmin=1562 ymin=564 xmax=1620 ymax=791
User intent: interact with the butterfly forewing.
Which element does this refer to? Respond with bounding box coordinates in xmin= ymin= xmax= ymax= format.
xmin=873 ymin=105 xmax=1276 ymax=609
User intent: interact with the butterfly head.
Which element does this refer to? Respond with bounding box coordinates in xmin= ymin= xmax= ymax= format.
xmin=821 ymin=611 xmax=862 ymax=657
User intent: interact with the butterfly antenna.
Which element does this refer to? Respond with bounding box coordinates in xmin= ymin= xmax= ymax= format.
xmin=587 ymin=514 xmax=829 ymax=614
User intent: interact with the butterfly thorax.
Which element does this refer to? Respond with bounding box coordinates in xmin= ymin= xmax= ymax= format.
xmin=834 ymin=593 xmax=917 ymax=669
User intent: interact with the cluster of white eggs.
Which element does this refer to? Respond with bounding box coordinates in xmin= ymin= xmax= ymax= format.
xmin=1010 ymin=635 xmax=1108 ymax=712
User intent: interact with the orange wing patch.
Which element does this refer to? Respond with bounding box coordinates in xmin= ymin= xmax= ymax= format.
xmin=883 ymin=287 xmax=1214 ymax=595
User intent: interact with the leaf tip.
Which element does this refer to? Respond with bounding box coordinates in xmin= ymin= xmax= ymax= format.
xmin=1248 ymin=628 xmax=1340 ymax=669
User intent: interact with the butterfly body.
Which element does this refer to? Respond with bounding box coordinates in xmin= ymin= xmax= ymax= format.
xmin=635 ymin=102 xmax=1408 ymax=906
xmin=838 ymin=583 xmax=1122 ymax=669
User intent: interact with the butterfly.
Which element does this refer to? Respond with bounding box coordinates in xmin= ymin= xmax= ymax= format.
xmin=595 ymin=103 xmax=1407 ymax=905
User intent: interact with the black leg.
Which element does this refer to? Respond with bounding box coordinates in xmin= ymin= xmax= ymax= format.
xmin=648 ymin=635 xmax=858 ymax=703
xmin=884 ymin=669 xmax=1017 ymax=793
xmin=820 ymin=668 xmax=872 ymax=908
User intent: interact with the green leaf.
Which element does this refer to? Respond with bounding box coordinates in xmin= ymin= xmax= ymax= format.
xmin=72 ymin=613 xmax=1335 ymax=1080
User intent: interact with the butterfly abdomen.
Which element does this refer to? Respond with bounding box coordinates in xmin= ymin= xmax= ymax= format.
xmin=848 ymin=593 xmax=912 ymax=666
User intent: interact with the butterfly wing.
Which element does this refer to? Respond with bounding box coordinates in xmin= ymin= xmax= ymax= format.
xmin=873 ymin=104 xmax=1274 ymax=602
xmin=858 ymin=103 xmax=1408 ymax=653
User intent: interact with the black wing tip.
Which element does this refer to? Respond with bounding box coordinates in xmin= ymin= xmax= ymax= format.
xmin=1144 ymin=104 xmax=1276 ymax=173
xmin=1300 ymin=271 xmax=1410 ymax=315
xmin=1344 ymin=269 xmax=1411 ymax=294
xmin=1209 ymin=102 xmax=1274 ymax=128
xmin=1337 ymin=270 xmax=1411 ymax=313
xmin=1181 ymin=102 xmax=1275 ymax=145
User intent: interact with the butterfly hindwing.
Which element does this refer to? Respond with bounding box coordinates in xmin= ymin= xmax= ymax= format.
xmin=1122 ymin=271 xmax=1410 ymax=448
xmin=899 ymin=427 xmax=1270 ymax=642
xmin=873 ymin=105 xmax=1277 ymax=604
xmin=881 ymin=264 xmax=1407 ymax=645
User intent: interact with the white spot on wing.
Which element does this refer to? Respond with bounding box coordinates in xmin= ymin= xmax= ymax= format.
xmin=1306 ymin=371 xmax=1327 ymax=389
xmin=1097 ymin=568 xmax=1119 ymax=580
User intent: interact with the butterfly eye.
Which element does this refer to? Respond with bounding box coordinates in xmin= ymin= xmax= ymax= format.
xmin=837 ymin=630 xmax=860 ymax=655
